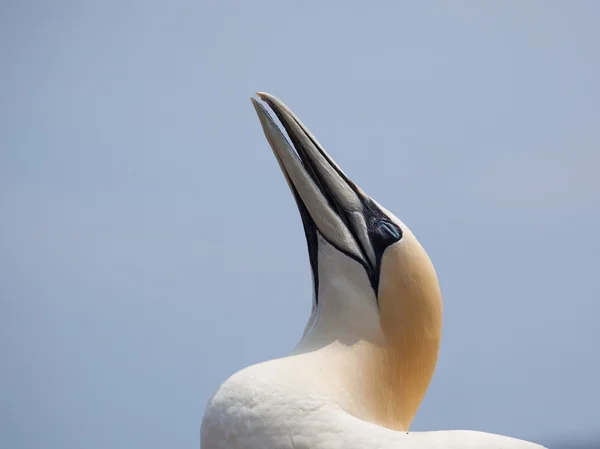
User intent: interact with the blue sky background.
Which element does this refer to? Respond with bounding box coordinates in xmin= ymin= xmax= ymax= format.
xmin=2 ymin=1 xmax=599 ymax=448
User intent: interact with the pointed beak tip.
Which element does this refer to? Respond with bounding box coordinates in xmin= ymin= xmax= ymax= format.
xmin=251 ymin=93 xmax=273 ymax=109
xmin=250 ymin=97 xmax=266 ymax=117
xmin=256 ymin=92 xmax=279 ymax=104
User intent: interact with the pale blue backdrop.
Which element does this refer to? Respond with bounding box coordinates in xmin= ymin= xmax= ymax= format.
xmin=2 ymin=2 xmax=599 ymax=448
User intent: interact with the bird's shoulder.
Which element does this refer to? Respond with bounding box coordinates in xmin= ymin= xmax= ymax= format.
xmin=200 ymin=360 xmax=340 ymax=449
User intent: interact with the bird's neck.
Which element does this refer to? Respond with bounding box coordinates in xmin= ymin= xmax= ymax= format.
xmin=292 ymin=293 xmax=441 ymax=431
xmin=290 ymin=237 xmax=442 ymax=431
xmin=293 ymin=337 xmax=439 ymax=431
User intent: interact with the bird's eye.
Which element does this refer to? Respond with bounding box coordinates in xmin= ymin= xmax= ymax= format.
xmin=374 ymin=220 xmax=402 ymax=244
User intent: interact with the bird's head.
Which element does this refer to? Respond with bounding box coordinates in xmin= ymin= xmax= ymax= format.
xmin=251 ymin=93 xmax=442 ymax=430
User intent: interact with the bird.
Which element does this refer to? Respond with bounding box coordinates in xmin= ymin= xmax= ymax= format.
xmin=200 ymin=92 xmax=546 ymax=449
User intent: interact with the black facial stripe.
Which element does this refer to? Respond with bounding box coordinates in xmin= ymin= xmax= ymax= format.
xmin=262 ymin=105 xmax=370 ymax=298
xmin=289 ymin=183 xmax=320 ymax=304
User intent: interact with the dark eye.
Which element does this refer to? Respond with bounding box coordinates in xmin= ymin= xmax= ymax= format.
xmin=374 ymin=220 xmax=402 ymax=244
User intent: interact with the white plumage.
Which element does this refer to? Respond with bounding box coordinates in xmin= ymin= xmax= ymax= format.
xmin=200 ymin=93 xmax=546 ymax=449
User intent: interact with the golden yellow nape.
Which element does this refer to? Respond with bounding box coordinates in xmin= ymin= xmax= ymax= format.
xmin=364 ymin=233 xmax=443 ymax=431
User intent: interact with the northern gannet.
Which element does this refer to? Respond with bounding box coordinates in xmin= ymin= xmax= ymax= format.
xmin=200 ymin=93 xmax=546 ymax=449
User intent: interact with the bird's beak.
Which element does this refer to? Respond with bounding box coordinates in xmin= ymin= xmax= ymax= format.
xmin=251 ymin=92 xmax=381 ymax=282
